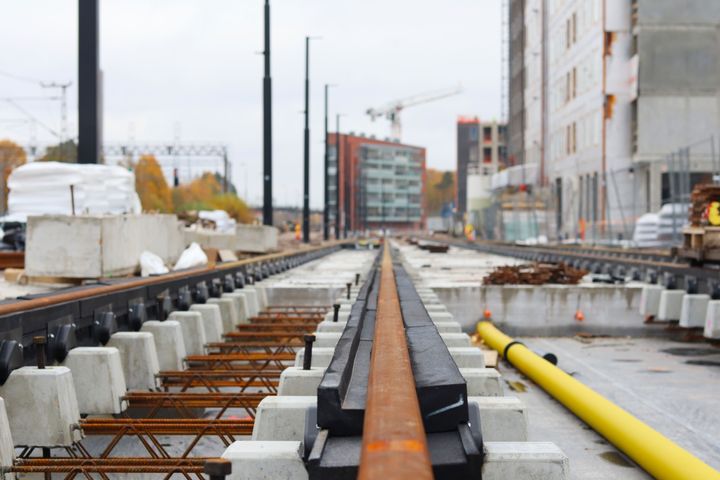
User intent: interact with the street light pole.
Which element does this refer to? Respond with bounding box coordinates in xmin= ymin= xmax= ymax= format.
xmin=303 ymin=36 xmax=311 ymax=243
xmin=262 ymin=0 xmax=273 ymax=226
xmin=323 ymin=85 xmax=329 ymax=241
xmin=335 ymin=114 xmax=342 ymax=239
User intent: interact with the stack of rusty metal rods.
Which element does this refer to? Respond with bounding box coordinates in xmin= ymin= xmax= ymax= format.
xmin=157 ymin=370 xmax=282 ymax=392
xmin=482 ymin=262 xmax=588 ymax=285
xmin=358 ymin=246 xmax=433 ymax=480
xmin=12 ymin=458 xmax=208 ymax=476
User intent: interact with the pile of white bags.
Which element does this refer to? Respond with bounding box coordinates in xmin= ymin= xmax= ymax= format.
xmin=7 ymin=162 xmax=141 ymax=220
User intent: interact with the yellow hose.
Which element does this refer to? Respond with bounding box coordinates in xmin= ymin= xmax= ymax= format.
xmin=477 ymin=321 xmax=720 ymax=480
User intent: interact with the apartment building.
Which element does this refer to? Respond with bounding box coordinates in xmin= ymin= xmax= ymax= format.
xmin=328 ymin=133 xmax=426 ymax=232
xmin=508 ymin=0 xmax=720 ymax=241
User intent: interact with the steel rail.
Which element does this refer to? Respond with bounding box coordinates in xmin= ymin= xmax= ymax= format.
xmin=0 ymin=241 xmax=347 ymax=317
xmin=358 ymin=245 xmax=433 ymax=480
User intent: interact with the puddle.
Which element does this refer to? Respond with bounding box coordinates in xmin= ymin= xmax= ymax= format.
xmin=613 ymin=359 xmax=641 ymax=363
xmin=686 ymin=360 xmax=720 ymax=367
xmin=660 ymin=347 xmax=719 ymax=357
xmin=599 ymin=451 xmax=633 ymax=468
xmin=506 ymin=380 xmax=527 ymax=392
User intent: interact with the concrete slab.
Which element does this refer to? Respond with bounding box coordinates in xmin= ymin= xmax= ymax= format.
xmin=278 ymin=367 xmax=324 ymax=396
xmin=222 ymin=441 xmax=307 ymax=480
xmin=190 ymin=304 xmax=224 ymax=342
xmin=0 ymin=397 xmax=14 ymax=477
xmin=168 ymin=311 xmax=207 ymax=356
xmin=470 ymin=396 xmax=527 ymax=441
xmin=0 ymin=367 xmax=82 ymax=447
xmin=679 ymin=294 xmax=710 ymax=329
xmin=252 ymin=396 xmax=314 ymax=441
xmin=141 ymin=320 xmax=187 ymax=371
xmin=107 ymin=332 xmax=160 ymax=390
xmin=640 ymin=284 xmax=663 ymax=317
xmin=658 ymin=290 xmax=685 ymax=321
xmin=461 ymin=368 xmax=503 ymax=396
xmin=704 ymin=300 xmax=720 ymax=339
xmin=62 ymin=347 xmax=127 ymax=415
xmin=482 ymin=442 xmax=569 ymax=480
xmin=235 ymin=224 xmax=279 ymax=253
xmin=208 ymin=297 xmax=239 ymax=333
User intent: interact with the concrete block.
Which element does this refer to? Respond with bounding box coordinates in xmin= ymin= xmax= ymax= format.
xmin=705 ymin=300 xmax=720 ymax=339
xmin=252 ymin=285 xmax=269 ymax=311
xmin=141 ymin=320 xmax=186 ymax=371
xmin=107 ymin=332 xmax=160 ymax=390
xmin=0 ymin=397 xmax=14 ymax=475
xmin=278 ymin=367 xmax=325 ymax=396
xmin=461 ymin=368 xmax=503 ymax=396
xmin=222 ymin=441 xmax=307 ymax=480
xmin=223 ymin=292 xmax=251 ymax=324
xmin=235 ymin=224 xmax=279 ymax=253
xmin=62 ymin=347 xmax=127 ymax=415
xmin=470 ymin=396 xmax=527 ymax=441
xmin=658 ymin=290 xmax=685 ymax=321
xmin=679 ymin=294 xmax=710 ymax=329
xmin=231 ymin=289 xmax=258 ymax=318
xmin=168 ymin=311 xmax=207 ymax=356
xmin=639 ymin=284 xmax=663 ymax=317
xmin=449 ymin=347 xmax=486 ymax=368
xmin=482 ymin=442 xmax=569 ymax=480
xmin=315 ymin=320 xmax=346 ymax=333
xmin=430 ymin=311 xmax=454 ymax=323
xmin=26 ymin=214 xmax=183 ymax=278
xmin=440 ymin=333 xmax=472 ymax=347
xmin=184 ymin=228 xmax=236 ymax=250
xmin=425 ymin=304 xmax=448 ymax=313
xmin=208 ymin=297 xmax=240 ymax=333
xmin=190 ymin=304 xmax=224 ymax=342
xmin=252 ymin=396 xmax=315 ymax=441
xmin=434 ymin=321 xmax=462 ymax=333
xmin=295 ymin=347 xmax=485 ymax=369
xmin=0 ymin=367 xmax=82 ymax=447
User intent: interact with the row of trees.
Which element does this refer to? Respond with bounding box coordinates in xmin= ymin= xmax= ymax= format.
xmin=425 ymin=169 xmax=455 ymax=216
xmin=134 ymin=155 xmax=254 ymax=223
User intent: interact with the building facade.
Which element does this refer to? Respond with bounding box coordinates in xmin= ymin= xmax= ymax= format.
xmin=457 ymin=118 xmax=507 ymax=235
xmin=506 ymin=0 xmax=720 ymax=241
xmin=328 ymin=133 xmax=426 ymax=233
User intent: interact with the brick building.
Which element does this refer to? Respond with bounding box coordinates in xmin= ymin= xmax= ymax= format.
xmin=328 ymin=133 xmax=426 ymax=233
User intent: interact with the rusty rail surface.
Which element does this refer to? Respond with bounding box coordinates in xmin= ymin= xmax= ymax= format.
xmin=358 ymin=245 xmax=433 ymax=480
xmin=0 ymin=241 xmax=346 ymax=317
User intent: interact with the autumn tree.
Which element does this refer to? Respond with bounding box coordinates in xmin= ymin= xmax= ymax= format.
xmin=172 ymin=172 xmax=253 ymax=223
xmin=208 ymin=193 xmax=254 ymax=223
xmin=134 ymin=154 xmax=173 ymax=212
xmin=425 ymin=169 xmax=456 ymax=215
xmin=36 ymin=140 xmax=77 ymax=163
xmin=0 ymin=139 xmax=27 ymax=211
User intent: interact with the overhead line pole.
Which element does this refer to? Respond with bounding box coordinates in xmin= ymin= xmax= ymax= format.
xmin=262 ymin=0 xmax=273 ymax=225
xmin=78 ymin=0 xmax=100 ymax=164
xmin=335 ymin=114 xmax=342 ymax=240
xmin=323 ymin=85 xmax=330 ymax=241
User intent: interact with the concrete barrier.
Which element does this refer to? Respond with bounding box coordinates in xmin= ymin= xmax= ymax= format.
xmin=658 ymin=290 xmax=685 ymax=321
xmin=222 ymin=441 xmax=307 ymax=480
xmin=0 ymin=367 xmax=83 ymax=447
xmin=679 ymin=294 xmax=710 ymax=329
xmin=482 ymin=442 xmax=569 ymax=480
xmin=168 ymin=311 xmax=207 ymax=356
xmin=190 ymin=304 xmax=224 ymax=342
xmin=0 ymin=397 xmax=15 ymax=477
xmin=62 ymin=347 xmax=127 ymax=415
xmin=461 ymin=368 xmax=503 ymax=396
xmin=471 ymin=396 xmax=527 ymax=441
xmin=141 ymin=320 xmax=187 ymax=371
xmin=278 ymin=367 xmax=325 ymax=396
xmin=252 ymin=396 xmax=314 ymax=441
xmin=236 ymin=225 xmax=279 ymax=253
xmin=640 ymin=285 xmax=663 ymax=318
xmin=705 ymin=300 xmax=720 ymax=339
xmin=208 ymin=297 xmax=240 ymax=332
xmin=107 ymin=332 xmax=160 ymax=390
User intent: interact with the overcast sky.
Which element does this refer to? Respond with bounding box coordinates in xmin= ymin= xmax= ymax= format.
xmin=0 ymin=0 xmax=501 ymax=208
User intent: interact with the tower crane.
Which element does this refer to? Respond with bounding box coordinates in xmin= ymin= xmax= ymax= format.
xmin=366 ymin=85 xmax=463 ymax=141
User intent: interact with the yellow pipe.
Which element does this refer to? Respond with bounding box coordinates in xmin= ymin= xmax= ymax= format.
xmin=477 ymin=321 xmax=720 ymax=480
